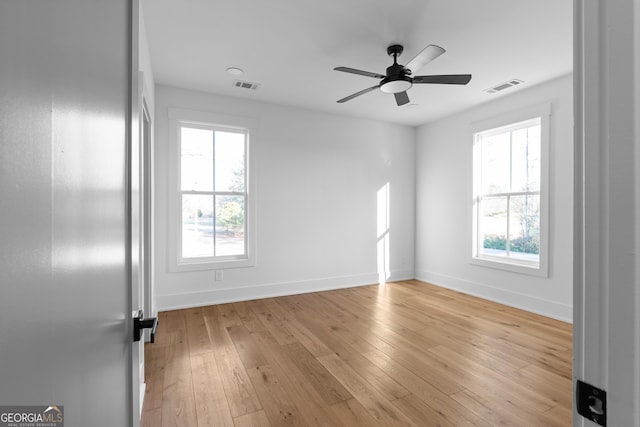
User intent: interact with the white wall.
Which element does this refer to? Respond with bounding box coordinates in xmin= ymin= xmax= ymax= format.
xmin=415 ymin=74 xmax=573 ymax=322
xmin=154 ymin=85 xmax=416 ymax=311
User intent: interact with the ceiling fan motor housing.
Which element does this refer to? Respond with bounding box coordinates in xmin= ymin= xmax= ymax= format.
xmin=380 ymin=63 xmax=412 ymax=94
xmin=386 ymin=44 xmax=404 ymax=57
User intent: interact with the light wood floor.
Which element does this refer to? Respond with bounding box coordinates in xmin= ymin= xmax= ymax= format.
xmin=141 ymin=280 xmax=572 ymax=427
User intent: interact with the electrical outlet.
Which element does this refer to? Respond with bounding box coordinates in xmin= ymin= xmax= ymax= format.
xmin=215 ymin=270 xmax=223 ymax=281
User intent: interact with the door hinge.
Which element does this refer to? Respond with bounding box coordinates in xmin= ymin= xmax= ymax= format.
xmin=576 ymin=379 xmax=606 ymax=426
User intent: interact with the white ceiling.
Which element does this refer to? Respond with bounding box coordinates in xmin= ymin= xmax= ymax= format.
xmin=141 ymin=0 xmax=572 ymax=127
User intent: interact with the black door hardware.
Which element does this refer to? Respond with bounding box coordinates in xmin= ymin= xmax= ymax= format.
xmin=133 ymin=310 xmax=158 ymax=343
xmin=576 ymin=379 xmax=606 ymax=426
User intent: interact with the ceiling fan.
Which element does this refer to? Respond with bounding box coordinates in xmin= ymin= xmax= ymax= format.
xmin=334 ymin=44 xmax=472 ymax=106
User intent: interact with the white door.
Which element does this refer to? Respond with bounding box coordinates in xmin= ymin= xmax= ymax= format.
xmin=0 ymin=1 xmax=139 ymax=426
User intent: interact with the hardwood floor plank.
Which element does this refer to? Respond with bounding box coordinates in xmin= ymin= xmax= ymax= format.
xmin=143 ymin=343 xmax=166 ymax=413
xmin=261 ymin=297 xmax=294 ymax=321
xmin=161 ymin=339 xmax=198 ymax=427
xmin=427 ymin=345 xmax=556 ymax=413
xmin=249 ymin=329 xmax=347 ymax=426
xmin=288 ymin=295 xmax=370 ymax=356
xmin=542 ymin=404 xmax=573 ymax=425
xmin=349 ymin=286 xmax=436 ymax=331
xmin=293 ymin=294 xmax=379 ymax=355
xmin=160 ymin=309 xmax=187 ymax=333
xmin=141 ymin=280 xmax=572 ymax=427
xmin=233 ymin=410 xmax=271 ymax=427
xmin=451 ymin=388 xmax=570 ymax=427
xmin=515 ymin=364 xmax=572 ymax=409
xmin=328 ymin=398 xmax=380 ymax=426
xmin=415 ymin=322 xmax=530 ymax=374
xmin=185 ymin=307 xmax=212 ymax=356
xmin=218 ymin=302 xmax=244 ymax=328
xmin=450 ymin=389 xmax=519 ymax=427
xmin=415 ymin=326 xmax=526 ymax=378
xmin=247 ymin=299 xmax=298 ymax=345
xmin=140 ymin=407 xmax=162 ymax=427
xmin=214 ymin=340 xmax=263 ymax=417
xmin=233 ymin=301 xmax=264 ymax=332
xmin=227 ymin=324 xmax=269 ymax=370
xmin=361 ymin=349 xmax=490 ymax=427
xmin=490 ymin=335 xmax=573 ymax=380
xmin=202 ymin=305 xmax=230 ymax=348
xmin=283 ymin=342 xmax=352 ymax=405
xmin=246 ymin=364 xmax=307 ymax=426
xmin=392 ymin=393 xmax=458 ymax=427
xmin=278 ymin=314 xmax=334 ymax=357
xmin=203 ymin=305 xmax=263 ymax=418
xmin=191 ymin=352 xmax=234 ymax=427
xmin=153 ymin=329 xmax=186 ymax=349
xmin=340 ymin=351 xmax=411 ymax=402
xmin=367 ymin=336 xmax=466 ymax=395
xmin=399 ymin=281 xmax=572 ymax=347
xmin=274 ymin=295 xmax=305 ymax=314
xmin=318 ymin=353 xmax=417 ymax=426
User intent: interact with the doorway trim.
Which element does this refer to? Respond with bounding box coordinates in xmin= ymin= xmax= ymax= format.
xmin=573 ymin=0 xmax=640 ymax=425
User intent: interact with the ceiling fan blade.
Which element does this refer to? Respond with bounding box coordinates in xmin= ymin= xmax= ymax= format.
xmin=405 ymin=44 xmax=446 ymax=74
xmin=394 ymin=91 xmax=410 ymax=106
xmin=413 ymin=74 xmax=472 ymax=85
xmin=337 ymin=85 xmax=379 ymax=103
xmin=334 ymin=67 xmax=386 ymax=79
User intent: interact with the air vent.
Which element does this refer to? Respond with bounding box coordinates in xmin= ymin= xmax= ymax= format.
xmin=233 ymin=80 xmax=260 ymax=90
xmin=484 ymin=79 xmax=524 ymax=94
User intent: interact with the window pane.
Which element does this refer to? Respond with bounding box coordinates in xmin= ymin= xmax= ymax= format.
xmin=480 ymin=197 xmax=507 ymax=257
xmin=509 ymin=195 xmax=540 ymax=258
xmin=181 ymin=127 xmax=213 ymax=192
xmin=182 ymin=194 xmax=214 ymax=258
xmin=481 ymin=133 xmax=510 ymax=194
xmin=215 ymin=131 xmax=245 ymax=192
xmin=215 ymin=195 xmax=245 ymax=256
xmin=511 ymin=124 xmax=541 ymax=192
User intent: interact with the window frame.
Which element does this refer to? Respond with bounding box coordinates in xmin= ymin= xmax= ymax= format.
xmin=168 ymin=108 xmax=257 ymax=272
xmin=470 ymin=103 xmax=551 ymax=277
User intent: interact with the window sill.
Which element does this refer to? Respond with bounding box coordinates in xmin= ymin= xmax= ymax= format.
xmin=470 ymin=255 xmax=548 ymax=277
xmin=170 ymin=257 xmax=255 ymax=273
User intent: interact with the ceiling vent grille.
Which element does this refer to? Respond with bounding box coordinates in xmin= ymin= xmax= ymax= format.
xmin=233 ymin=80 xmax=260 ymax=90
xmin=484 ymin=79 xmax=524 ymax=94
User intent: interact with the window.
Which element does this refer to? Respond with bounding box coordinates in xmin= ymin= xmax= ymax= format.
xmin=169 ymin=109 xmax=256 ymax=271
xmin=472 ymin=105 xmax=549 ymax=275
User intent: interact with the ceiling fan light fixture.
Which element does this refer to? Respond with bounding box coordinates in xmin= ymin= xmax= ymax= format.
xmin=380 ymin=78 xmax=412 ymax=94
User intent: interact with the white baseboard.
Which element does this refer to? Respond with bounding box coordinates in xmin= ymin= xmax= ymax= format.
xmin=156 ymin=270 xmax=415 ymax=312
xmin=415 ymin=269 xmax=572 ymax=323
xmin=155 ymin=269 xmax=571 ymax=323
